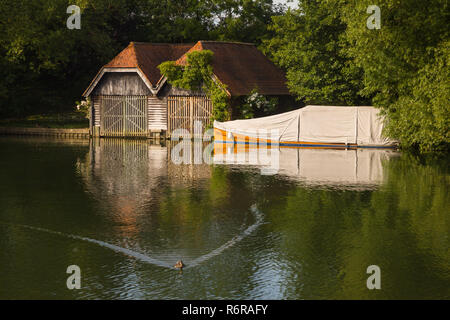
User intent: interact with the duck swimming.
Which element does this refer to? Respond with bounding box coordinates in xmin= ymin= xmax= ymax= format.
xmin=174 ymin=260 xmax=185 ymax=269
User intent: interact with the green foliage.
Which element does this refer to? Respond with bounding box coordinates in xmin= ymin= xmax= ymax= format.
xmin=385 ymin=42 xmax=450 ymax=151
xmin=0 ymin=0 xmax=285 ymax=118
xmin=159 ymin=50 xmax=214 ymax=91
xmin=0 ymin=0 xmax=124 ymax=116
xmin=262 ymin=2 xmax=368 ymax=106
xmin=210 ymin=0 xmax=285 ymax=45
xmin=209 ymin=83 xmax=230 ymax=122
xmin=75 ymin=99 xmax=91 ymax=120
xmin=264 ymin=0 xmax=449 ymax=151
xmin=157 ymin=62 xmax=184 ymax=86
xmin=342 ymin=0 xmax=449 ymax=151
xmin=240 ymin=88 xmax=277 ymax=119
xmin=158 ymin=50 xmax=230 ymax=121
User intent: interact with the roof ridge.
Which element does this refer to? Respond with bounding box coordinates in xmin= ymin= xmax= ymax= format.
xmin=174 ymin=41 xmax=203 ymax=65
xmin=198 ymin=40 xmax=255 ymax=46
xmin=128 ymin=42 xmax=154 ymax=86
xmin=129 ymin=41 xmax=254 ymax=46
xmin=129 ymin=42 xmax=141 ymax=67
xmin=125 ymin=42 xmax=146 ymax=82
xmin=130 ymin=42 xmax=195 ymax=46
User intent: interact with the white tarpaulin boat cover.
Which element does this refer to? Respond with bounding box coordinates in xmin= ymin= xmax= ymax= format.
xmin=214 ymin=105 xmax=395 ymax=146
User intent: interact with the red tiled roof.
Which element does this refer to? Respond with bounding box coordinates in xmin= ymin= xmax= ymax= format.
xmin=88 ymin=41 xmax=290 ymax=96
xmin=104 ymin=42 xmax=193 ymax=86
xmin=176 ymin=41 xmax=290 ymax=96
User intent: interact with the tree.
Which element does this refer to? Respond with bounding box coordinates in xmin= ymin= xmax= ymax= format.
xmin=262 ymin=1 xmax=368 ymax=106
xmin=0 ymin=0 xmax=284 ymax=117
xmin=210 ymin=0 xmax=286 ymax=45
xmin=0 ymin=0 xmax=130 ymax=116
xmin=343 ymin=0 xmax=449 ymax=151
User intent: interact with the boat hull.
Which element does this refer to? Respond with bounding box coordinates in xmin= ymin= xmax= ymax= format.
xmin=213 ymin=128 xmax=397 ymax=150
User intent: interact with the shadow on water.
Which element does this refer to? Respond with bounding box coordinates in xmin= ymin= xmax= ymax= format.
xmin=0 ymin=136 xmax=448 ymax=299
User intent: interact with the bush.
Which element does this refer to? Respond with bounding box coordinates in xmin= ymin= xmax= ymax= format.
xmin=75 ymin=99 xmax=91 ymax=120
xmin=240 ymin=89 xmax=277 ymax=119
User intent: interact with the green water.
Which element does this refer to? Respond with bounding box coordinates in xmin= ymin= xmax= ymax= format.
xmin=0 ymin=136 xmax=448 ymax=299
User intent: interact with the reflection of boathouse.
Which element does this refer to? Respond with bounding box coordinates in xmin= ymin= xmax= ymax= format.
xmin=77 ymin=139 xmax=167 ymax=235
xmin=78 ymin=139 xmax=213 ymax=206
xmin=77 ymin=139 xmax=213 ymax=237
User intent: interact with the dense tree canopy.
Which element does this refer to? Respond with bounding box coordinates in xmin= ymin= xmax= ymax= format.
xmin=342 ymin=0 xmax=449 ymax=151
xmin=264 ymin=0 xmax=449 ymax=151
xmin=262 ymin=1 xmax=368 ymax=106
xmin=0 ymin=0 xmax=285 ymax=116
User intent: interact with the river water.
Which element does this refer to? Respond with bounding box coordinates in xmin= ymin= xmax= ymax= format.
xmin=0 ymin=136 xmax=448 ymax=299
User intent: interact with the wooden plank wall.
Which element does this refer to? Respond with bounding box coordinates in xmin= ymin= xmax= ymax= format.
xmin=168 ymin=96 xmax=190 ymax=134
xmin=124 ymin=95 xmax=148 ymax=137
xmin=167 ymin=95 xmax=213 ymax=137
xmin=193 ymin=96 xmax=213 ymax=131
xmin=100 ymin=95 xmax=148 ymax=137
xmin=93 ymin=96 xmax=101 ymax=127
xmin=148 ymin=97 xmax=167 ymax=131
xmin=92 ymin=73 xmax=151 ymax=96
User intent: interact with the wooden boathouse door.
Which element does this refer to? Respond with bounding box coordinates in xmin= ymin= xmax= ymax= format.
xmin=167 ymin=95 xmax=213 ymax=137
xmin=100 ymin=95 xmax=148 ymax=137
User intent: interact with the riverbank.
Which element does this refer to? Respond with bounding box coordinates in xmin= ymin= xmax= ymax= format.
xmin=0 ymin=113 xmax=89 ymax=129
xmin=0 ymin=127 xmax=89 ymax=138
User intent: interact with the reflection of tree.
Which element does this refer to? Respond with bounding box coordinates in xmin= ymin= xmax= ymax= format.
xmin=155 ymin=164 xmax=258 ymax=256
xmin=256 ymin=154 xmax=450 ymax=299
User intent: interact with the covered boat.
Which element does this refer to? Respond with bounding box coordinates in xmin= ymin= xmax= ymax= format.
xmin=214 ymin=105 xmax=397 ymax=149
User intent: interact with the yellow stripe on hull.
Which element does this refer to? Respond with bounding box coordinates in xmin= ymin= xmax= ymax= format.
xmin=213 ymin=128 xmax=362 ymax=151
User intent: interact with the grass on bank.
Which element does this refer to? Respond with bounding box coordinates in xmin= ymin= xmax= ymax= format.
xmin=0 ymin=113 xmax=89 ymax=129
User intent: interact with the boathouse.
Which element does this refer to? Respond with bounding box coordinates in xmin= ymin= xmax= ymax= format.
xmin=82 ymin=41 xmax=290 ymax=138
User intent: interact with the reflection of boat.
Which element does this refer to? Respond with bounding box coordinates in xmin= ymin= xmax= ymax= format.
xmin=214 ymin=105 xmax=398 ymax=149
xmin=213 ymin=144 xmax=398 ymax=188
